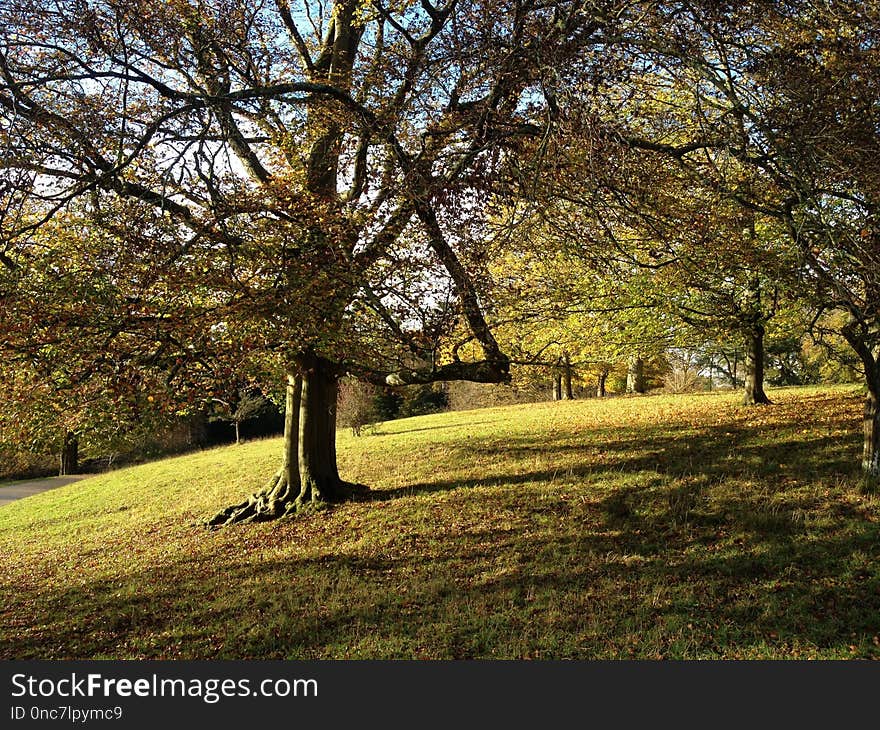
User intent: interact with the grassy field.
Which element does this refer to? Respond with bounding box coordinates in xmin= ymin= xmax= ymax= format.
xmin=1 ymin=384 xmax=878 ymax=659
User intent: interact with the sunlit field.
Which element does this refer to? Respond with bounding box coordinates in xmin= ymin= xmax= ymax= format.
xmin=2 ymin=385 xmax=878 ymax=659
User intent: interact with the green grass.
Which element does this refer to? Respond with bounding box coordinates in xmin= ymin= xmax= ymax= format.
xmin=2 ymin=384 xmax=879 ymax=659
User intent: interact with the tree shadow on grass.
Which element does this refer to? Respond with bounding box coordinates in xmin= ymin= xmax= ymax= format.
xmin=375 ymin=420 xmax=860 ymax=502
xmin=370 ymin=420 xmax=497 ymax=437
xmin=2 ymin=394 xmax=872 ymax=659
xmin=3 ymin=507 xmax=879 ymax=659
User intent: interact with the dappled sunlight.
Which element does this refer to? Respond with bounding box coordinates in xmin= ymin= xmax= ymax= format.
xmin=1 ymin=385 xmax=878 ymax=659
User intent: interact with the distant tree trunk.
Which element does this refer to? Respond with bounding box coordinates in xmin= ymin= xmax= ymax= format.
xmin=720 ymin=350 xmax=738 ymax=387
xmin=234 ymin=420 xmax=241 ymax=445
xmin=552 ymin=373 xmax=562 ymax=401
xmin=864 ymin=386 xmax=880 ymax=480
xmin=742 ymin=324 xmax=771 ymax=405
xmin=59 ymin=431 xmax=78 ymax=476
xmin=562 ymin=352 xmax=574 ymax=400
xmin=626 ymin=356 xmax=645 ymax=394
xmin=597 ymin=369 xmax=608 ymax=398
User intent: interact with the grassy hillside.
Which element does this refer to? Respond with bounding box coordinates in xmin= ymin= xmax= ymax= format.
xmin=2 ymin=385 xmax=879 ymax=659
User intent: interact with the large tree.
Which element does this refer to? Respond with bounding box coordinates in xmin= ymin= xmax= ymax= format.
xmin=644 ymin=1 xmax=880 ymax=479
xmin=534 ymin=0 xmax=880 ymax=478
xmin=0 ymin=0 xmax=626 ymax=521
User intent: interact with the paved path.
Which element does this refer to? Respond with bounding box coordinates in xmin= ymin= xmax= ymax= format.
xmin=0 ymin=475 xmax=90 ymax=506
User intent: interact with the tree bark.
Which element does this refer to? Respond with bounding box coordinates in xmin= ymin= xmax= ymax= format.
xmin=298 ymin=352 xmax=343 ymax=502
xmin=597 ymin=370 xmax=608 ymax=398
xmin=840 ymin=323 xmax=880 ymax=485
xmin=283 ymin=374 xmax=301 ymax=494
xmin=208 ymin=357 xmax=367 ymax=527
xmin=208 ymin=372 xmax=303 ymax=526
xmin=864 ymin=388 xmax=880 ymax=480
xmin=59 ymin=431 xmax=78 ymax=476
xmin=552 ymin=373 xmax=562 ymax=401
xmin=562 ymin=352 xmax=574 ymax=400
xmin=626 ymin=356 xmax=645 ymax=394
xmin=862 ymin=361 xmax=880 ymax=482
xmin=742 ymin=324 xmax=771 ymax=405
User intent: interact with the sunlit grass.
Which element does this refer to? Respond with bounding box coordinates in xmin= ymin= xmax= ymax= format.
xmin=2 ymin=384 xmax=878 ymax=659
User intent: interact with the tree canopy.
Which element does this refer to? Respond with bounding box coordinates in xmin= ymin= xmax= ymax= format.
xmin=2 ymin=0 xmax=880 ymax=518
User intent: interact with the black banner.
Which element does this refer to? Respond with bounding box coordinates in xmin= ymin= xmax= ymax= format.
xmin=1 ymin=661 xmax=875 ymax=727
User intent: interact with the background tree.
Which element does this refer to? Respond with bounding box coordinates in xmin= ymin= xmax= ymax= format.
xmin=632 ymin=0 xmax=880 ymax=479
xmin=518 ymin=0 xmax=879 ymax=478
xmin=209 ymin=386 xmax=280 ymax=444
xmin=0 ymin=207 xmax=225 ymax=475
xmin=487 ymin=202 xmax=675 ymax=401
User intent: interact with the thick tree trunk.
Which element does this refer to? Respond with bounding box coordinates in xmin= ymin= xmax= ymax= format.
xmin=597 ymin=370 xmax=608 ymax=398
xmin=552 ymin=373 xmax=562 ymax=401
xmin=838 ymin=325 xmax=880 ymax=485
xmin=298 ymin=353 xmax=343 ymax=502
xmin=59 ymin=431 xmax=78 ymax=476
xmin=562 ymin=352 xmax=574 ymax=400
xmin=208 ymin=357 xmax=367 ymax=527
xmin=742 ymin=324 xmax=771 ymax=405
xmin=282 ymin=375 xmax=301 ymax=493
xmin=626 ymin=356 xmax=645 ymax=394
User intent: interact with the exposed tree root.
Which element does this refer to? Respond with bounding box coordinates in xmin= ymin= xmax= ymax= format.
xmin=206 ymin=474 xmax=370 ymax=528
xmin=206 ymin=471 xmax=295 ymax=527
